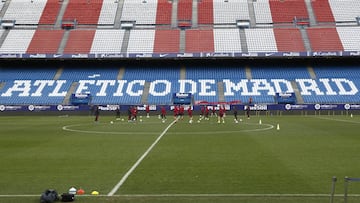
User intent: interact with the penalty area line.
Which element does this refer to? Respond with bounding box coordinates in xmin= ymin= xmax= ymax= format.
xmin=107 ymin=118 xmax=179 ymax=196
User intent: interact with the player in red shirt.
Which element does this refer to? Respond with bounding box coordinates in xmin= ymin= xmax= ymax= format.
xmin=173 ymin=105 xmax=179 ymax=120
xmin=187 ymin=106 xmax=193 ymax=123
xmin=161 ymin=106 xmax=167 ymax=123
xmin=131 ymin=106 xmax=138 ymax=121
xmin=204 ymin=106 xmax=210 ymax=120
xmin=218 ymin=105 xmax=225 ymax=124
xmin=211 ymin=105 xmax=217 ymax=117
xmin=179 ymin=105 xmax=185 ymax=120
xmin=200 ymin=105 xmax=205 ymax=120
xmin=146 ymin=104 xmax=150 ymax=118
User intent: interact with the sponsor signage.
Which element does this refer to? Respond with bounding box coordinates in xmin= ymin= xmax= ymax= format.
xmin=0 ymin=104 xmax=360 ymax=112
xmin=1 ymin=51 xmax=359 ymax=59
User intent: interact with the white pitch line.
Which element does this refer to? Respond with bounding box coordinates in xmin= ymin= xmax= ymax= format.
xmin=107 ymin=118 xmax=179 ymax=196
xmin=62 ymin=122 xmax=274 ymax=135
xmin=166 ymin=123 xmax=274 ymax=135
xmin=2 ymin=193 xmax=360 ymax=198
xmin=62 ymin=124 xmax=160 ymax=135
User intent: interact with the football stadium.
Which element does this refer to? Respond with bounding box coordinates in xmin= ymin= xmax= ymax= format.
xmin=0 ymin=0 xmax=360 ymax=203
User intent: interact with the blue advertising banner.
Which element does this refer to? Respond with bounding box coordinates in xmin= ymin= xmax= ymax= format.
xmin=1 ymin=104 xmax=360 ymax=112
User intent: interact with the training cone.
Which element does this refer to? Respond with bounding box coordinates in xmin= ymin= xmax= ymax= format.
xmin=91 ymin=191 xmax=99 ymax=195
xmin=77 ymin=188 xmax=85 ymax=195
xmin=259 ymin=119 xmax=262 ymax=125
xmin=277 ymin=124 xmax=280 ymax=130
xmin=68 ymin=187 xmax=77 ymax=195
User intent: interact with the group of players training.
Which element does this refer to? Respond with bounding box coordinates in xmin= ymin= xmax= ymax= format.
xmin=124 ymin=105 xmax=251 ymax=124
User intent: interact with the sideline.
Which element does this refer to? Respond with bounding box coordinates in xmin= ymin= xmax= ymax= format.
xmin=62 ymin=123 xmax=160 ymax=135
xmin=107 ymin=118 xmax=179 ymax=196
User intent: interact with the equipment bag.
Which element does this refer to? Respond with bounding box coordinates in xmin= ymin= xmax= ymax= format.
xmin=40 ymin=189 xmax=59 ymax=203
xmin=61 ymin=193 xmax=75 ymax=202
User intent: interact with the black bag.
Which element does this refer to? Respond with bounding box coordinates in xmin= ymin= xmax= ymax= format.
xmin=40 ymin=189 xmax=59 ymax=203
xmin=61 ymin=193 xmax=75 ymax=202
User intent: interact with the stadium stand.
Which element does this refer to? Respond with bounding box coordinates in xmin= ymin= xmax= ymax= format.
xmin=0 ymin=29 xmax=4 ymax=42
xmin=63 ymin=30 xmax=96 ymax=54
xmin=253 ymin=0 xmax=272 ymax=24
xmin=328 ymin=0 xmax=360 ymax=24
xmin=213 ymin=28 xmax=242 ymax=52
xmin=0 ymin=0 xmax=359 ymax=110
xmin=311 ymin=0 xmax=335 ymax=23
xmin=0 ymin=30 xmax=35 ymax=54
xmin=0 ymin=0 xmax=359 ymax=56
xmin=127 ymin=29 xmax=155 ymax=53
xmin=245 ymin=28 xmax=277 ymax=52
xmin=185 ymin=29 xmax=214 ymax=53
xmin=38 ymin=0 xmax=62 ymax=25
xmin=268 ymin=0 xmax=309 ymax=24
xmin=306 ymin=28 xmax=344 ymax=52
xmin=59 ymin=68 xmax=121 ymax=104
xmin=273 ymin=28 xmax=306 ymax=52
xmin=90 ymin=30 xmax=125 ymax=54
xmin=178 ymin=0 xmax=193 ymax=26
xmin=0 ymin=68 xmax=57 ymax=80
xmin=336 ymin=27 xmax=360 ymax=51
xmin=0 ymin=1 xmax=4 ymax=11
xmin=97 ymin=0 xmax=118 ymax=25
xmin=251 ymin=66 xmax=310 ymax=80
xmin=62 ymin=0 xmax=103 ymax=25
xmin=155 ymin=0 xmax=172 ymax=25
xmin=1 ymin=65 xmax=360 ymax=105
xmin=121 ymin=0 xmax=158 ymax=26
xmin=2 ymin=0 xmax=48 ymax=25
xmin=213 ymin=0 xmax=249 ymax=25
xmin=153 ymin=29 xmax=180 ymax=53
xmin=198 ymin=0 xmax=214 ymax=25
xmin=123 ymin=67 xmax=180 ymax=104
xmin=0 ymin=68 xmax=65 ymax=105
xmin=26 ymin=30 xmax=64 ymax=54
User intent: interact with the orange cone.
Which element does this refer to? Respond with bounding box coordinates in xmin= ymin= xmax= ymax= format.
xmin=77 ymin=188 xmax=85 ymax=195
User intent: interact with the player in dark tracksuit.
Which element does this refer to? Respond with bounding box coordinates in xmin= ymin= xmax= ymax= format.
xmin=246 ymin=105 xmax=250 ymax=119
xmin=233 ymin=106 xmax=238 ymax=123
xmin=94 ymin=106 xmax=100 ymax=122
xmin=128 ymin=106 xmax=132 ymax=121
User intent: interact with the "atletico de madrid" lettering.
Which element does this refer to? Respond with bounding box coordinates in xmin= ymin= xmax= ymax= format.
xmin=1 ymin=78 xmax=358 ymax=98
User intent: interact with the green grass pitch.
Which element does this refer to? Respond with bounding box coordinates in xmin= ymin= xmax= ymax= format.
xmin=0 ymin=113 xmax=359 ymax=203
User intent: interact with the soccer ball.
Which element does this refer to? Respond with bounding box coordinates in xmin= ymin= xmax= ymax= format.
xmin=110 ymin=121 xmax=114 ymax=124
xmin=197 ymin=120 xmax=200 ymax=123
xmin=189 ymin=120 xmax=193 ymax=124
xmin=140 ymin=119 xmax=143 ymax=122
xmin=121 ymin=118 xmax=124 ymax=121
